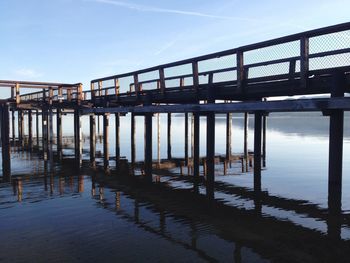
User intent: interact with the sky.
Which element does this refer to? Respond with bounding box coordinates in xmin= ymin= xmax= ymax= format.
xmin=0 ymin=0 xmax=349 ymax=92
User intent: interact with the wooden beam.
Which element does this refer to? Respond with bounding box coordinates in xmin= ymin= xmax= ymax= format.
xmin=82 ymin=97 xmax=350 ymax=115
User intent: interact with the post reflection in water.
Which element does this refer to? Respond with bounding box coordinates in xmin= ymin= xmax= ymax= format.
xmin=2 ymin=112 xmax=350 ymax=262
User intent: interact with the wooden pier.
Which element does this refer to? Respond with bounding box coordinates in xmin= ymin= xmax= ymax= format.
xmin=1 ymin=22 xmax=350 ymax=209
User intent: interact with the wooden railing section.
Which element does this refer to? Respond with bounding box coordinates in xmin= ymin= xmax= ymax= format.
xmin=88 ymin=22 xmax=350 ymax=101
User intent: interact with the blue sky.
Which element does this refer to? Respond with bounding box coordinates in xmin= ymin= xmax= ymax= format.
xmin=0 ymin=0 xmax=349 ymax=90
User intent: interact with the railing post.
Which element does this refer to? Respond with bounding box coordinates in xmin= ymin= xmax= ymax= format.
xmin=91 ymin=82 xmax=95 ymax=102
xmin=134 ymin=74 xmax=139 ymax=96
xmin=300 ymin=37 xmax=309 ymax=89
xmin=78 ymin=83 xmax=83 ymax=104
xmin=58 ymin=86 xmax=63 ymax=103
xmin=192 ymin=61 xmax=199 ymax=91
xmin=15 ymin=83 xmax=20 ymax=104
xmin=114 ymin=78 xmax=120 ymax=97
xmin=237 ymin=50 xmax=245 ymax=94
xmin=67 ymin=89 xmax=72 ymax=102
xmin=159 ymin=68 xmax=166 ymax=93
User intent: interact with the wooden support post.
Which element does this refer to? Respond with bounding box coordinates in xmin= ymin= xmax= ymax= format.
xmin=226 ymin=113 xmax=232 ymax=161
xmin=74 ymin=108 xmax=81 ymax=166
xmin=18 ymin=110 xmax=24 ymax=147
xmin=193 ymin=112 xmax=200 ymax=178
xmin=115 ymin=113 xmax=120 ymax=164
xmin=41 ymin=108 xmax=48 ymax=159
xmin=89 ymin=114 xmax=96 ymax=166
xmin=254 ymin=112 xmax=262 ymax=191
xmin=254 ymin=111 xmax=262 ymax=216
xmin=167 ymin=112 xmax=172 ymax=159
xmin=97 ymin=115 xmax=100 ymax=136
xmin=262 ymin=112 xmax=267 ymax=167
xmin=327 ymin=71 xmax=346 ymax=224
xmin=157 ymin=113 xmax=160 ymax=165
xmin=1 ymin=104 xmax=11 ymax=180
xmin=184 ymin=112 xmax=189 ymax=166
xmin=56 ymin=109 xmax=62 ymax=159
xmin=36 ymin=110 xmax=39 ymax=147
xmin=103 ymin=113 xmax=110 ymax=170
xmin=131 ymin=113 xmax=136 ymax=163
xmin=48 ymin=107 xmax=54 ymax=163
xmin=11 ymin=109 xmax=15 ymax=143
xmin=144 ymin=112 xmax=153 ymax=180
xmin=206 ymin=111 xmax=215 ymax=199
xmin=244 ymin=112 xmax=249 ymax=172
xmin=28 ymin=110 xmax=33 ymax=150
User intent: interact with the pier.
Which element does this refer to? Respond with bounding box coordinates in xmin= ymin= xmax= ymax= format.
xmin=1 ymin=22 xmax=350 ymax=212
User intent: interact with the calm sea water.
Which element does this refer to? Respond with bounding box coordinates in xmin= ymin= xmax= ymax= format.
xmin=1 ymin=112 xmax=350 ymax=262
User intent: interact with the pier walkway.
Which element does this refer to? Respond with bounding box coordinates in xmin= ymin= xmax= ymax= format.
xmin=0 ymin=22 xmax=350 ymax=211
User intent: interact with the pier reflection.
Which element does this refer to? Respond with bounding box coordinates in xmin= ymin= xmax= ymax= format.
xmin=1 ymin=158 xmax=350 ymax=262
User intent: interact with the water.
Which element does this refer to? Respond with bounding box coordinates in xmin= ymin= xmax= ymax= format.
xmin=1 ymin=112 xmax=350 ymax=262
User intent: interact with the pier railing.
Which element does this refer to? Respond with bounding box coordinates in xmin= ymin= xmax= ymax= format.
xmin=90 ymin=22 xmax=350 ymax=101
xmin=0 ymin=81 xmax=83 ymax=105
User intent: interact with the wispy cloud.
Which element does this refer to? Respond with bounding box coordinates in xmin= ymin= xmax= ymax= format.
xmin=90 ymin=0 xmax=259 ymax=22
xmin=13 ymin=68 xmax=43 ymax=79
